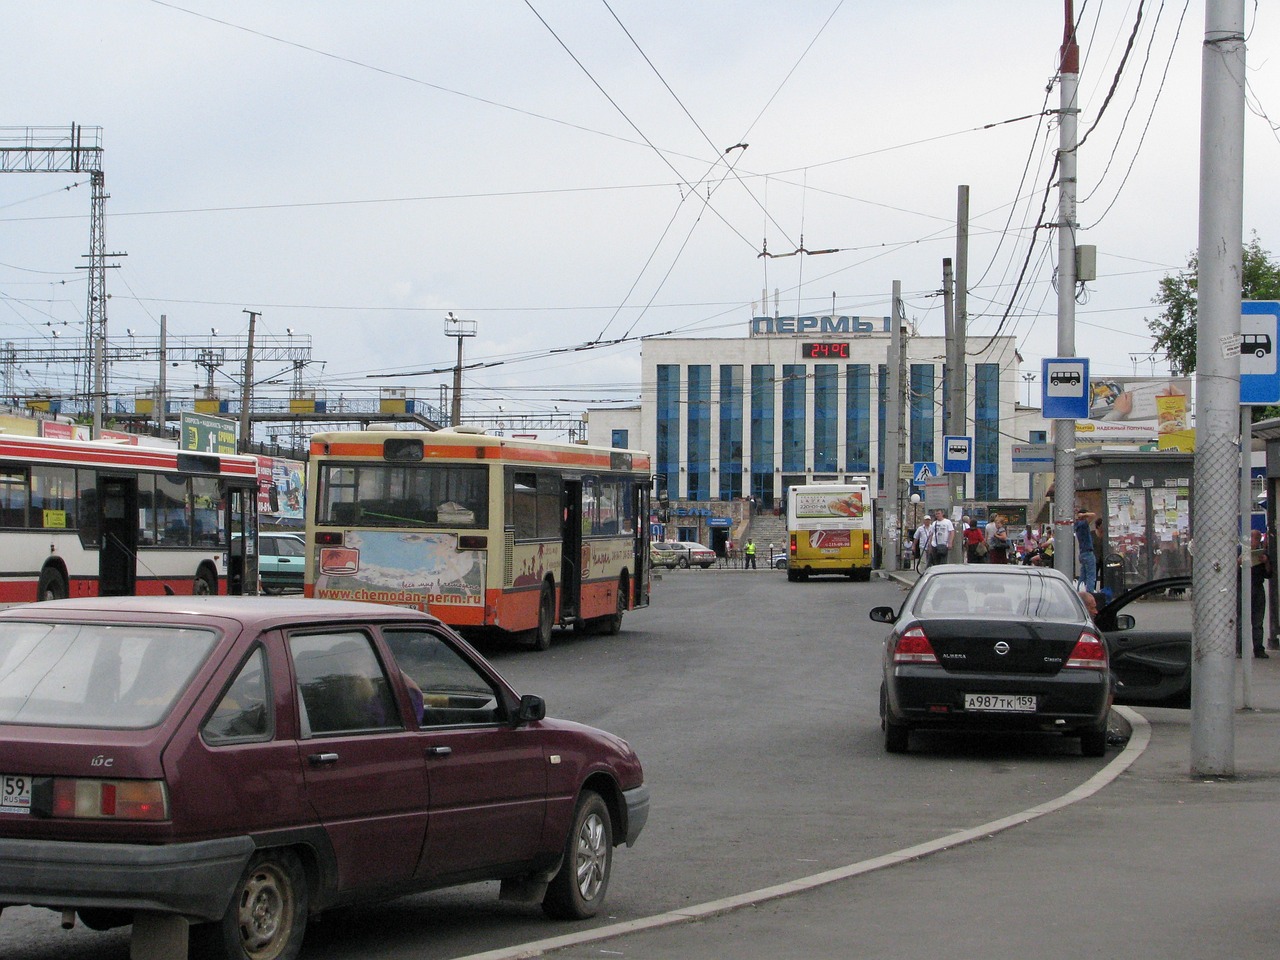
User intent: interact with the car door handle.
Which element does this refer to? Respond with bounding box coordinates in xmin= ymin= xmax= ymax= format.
xmin=307 ymin=752 xmax=340 ymax=766
xmin=425 ymin=745 xmax=452 ymax=757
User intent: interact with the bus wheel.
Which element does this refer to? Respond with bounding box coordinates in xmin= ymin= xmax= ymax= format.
xmin=600 ymin=575 xmax=627 ymax=635
xmin=531 ymin=584 xmax=554 ymax=651
xmin=38 ymin=568 xmax=67 ymax=601
xmin=192 ymin=571 xmax=216 ymax=596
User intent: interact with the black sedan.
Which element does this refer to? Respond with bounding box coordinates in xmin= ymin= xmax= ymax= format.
xmin=1097 ymin=575 xmax=1193 ymax=709
xmin=872 ymin=565 xmax=1111 ymax=756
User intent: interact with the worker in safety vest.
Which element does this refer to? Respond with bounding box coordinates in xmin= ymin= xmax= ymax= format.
xmin=744 ymin=539 xmax=757 ymax=569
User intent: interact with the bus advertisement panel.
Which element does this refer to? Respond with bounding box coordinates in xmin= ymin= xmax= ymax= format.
xmin=785 ymin=481 xmax=874 ymax=581
xmin=305 ymin=428 xmax=652 ymax=649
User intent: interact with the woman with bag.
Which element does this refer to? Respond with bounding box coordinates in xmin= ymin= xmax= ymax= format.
xmin=986 ymin=514 xmax=1010 ymax=564
xmin=963 ymin=516 xmax=986 ymax=563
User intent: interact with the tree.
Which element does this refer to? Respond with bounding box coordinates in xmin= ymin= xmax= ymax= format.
xmin=1147 ymin=234 xmax=1280 ymax=375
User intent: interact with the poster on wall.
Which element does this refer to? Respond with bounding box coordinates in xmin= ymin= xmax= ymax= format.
xmin=1077 ymin=376 xmax=1192 ymax=442
xmin=256 ymin=456 xmax=306 ymax=521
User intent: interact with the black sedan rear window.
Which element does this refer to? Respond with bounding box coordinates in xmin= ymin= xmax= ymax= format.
xmin=916 ymin=575 xmax=1083 ymax=619
xmin=0 ymin=622 xmax=217 ymax=728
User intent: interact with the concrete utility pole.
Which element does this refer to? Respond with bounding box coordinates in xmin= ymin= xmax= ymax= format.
xmin=952 ymin=185 xmax=970 ymax=504
xmin=1052 ymin=5 xmax=1080 ymax=579
xmin=885 ymin=281 xmax=904 ymax=568
xmin=942 ymin=256 xmax=960 ymax=555
xmin=157 ymin=314 xmax=167 ymax=438
xmin=445 ymin=312 xmax=477 ymax=427
xmin=239 ymin=310 xmax=258 ymax=453
xmin=1190 ymin=0 xmax=1247 ymax=776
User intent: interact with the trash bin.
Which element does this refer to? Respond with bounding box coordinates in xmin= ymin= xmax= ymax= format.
xmin=1102 ymin=553 xmax=1125 ymax=597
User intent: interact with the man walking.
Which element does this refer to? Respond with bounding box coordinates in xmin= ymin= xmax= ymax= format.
xmin=929 ymin=509 xmax=954 ymax=566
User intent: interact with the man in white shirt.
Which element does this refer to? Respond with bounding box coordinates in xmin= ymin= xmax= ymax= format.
xmin=929 ymin=509 xmax=955 ymax=565
xmin=913 ymin=516 xmax=934 ymax=566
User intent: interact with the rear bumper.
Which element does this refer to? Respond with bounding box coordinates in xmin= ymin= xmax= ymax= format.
xmin=622 ymin=784 xmax=650 ymax=847
xmin=887 ymin=668 xmax=1110 ymax=732
xmin=0 ymin=834 xmax=254 ymax=921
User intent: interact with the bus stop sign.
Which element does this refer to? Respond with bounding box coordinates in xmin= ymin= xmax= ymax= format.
xmin=1241 ymin=301 xmax=1280 ymax=405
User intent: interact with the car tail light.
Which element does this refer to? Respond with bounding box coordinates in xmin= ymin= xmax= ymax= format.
xmin=1064 ymin=631 xmax=1108 ymax=670
xmin=789 ymin=533 xmax=797 ymax=557
xmin=893 ymin=626 xmax=938 ymax=664
xmin=315 ymin=531 xmax=343 ymax=545
xmin=50 ymin=779 xmax=169 ymax=821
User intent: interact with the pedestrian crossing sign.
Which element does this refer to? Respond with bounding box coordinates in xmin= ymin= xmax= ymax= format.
xmin=912 ymin=461 xmax=938 ymax=486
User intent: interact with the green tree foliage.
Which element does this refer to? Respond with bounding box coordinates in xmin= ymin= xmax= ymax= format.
xmin=1148 ymin=235 xmax=1280 ymax=375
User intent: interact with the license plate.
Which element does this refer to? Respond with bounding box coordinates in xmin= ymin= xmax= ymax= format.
xmin=0 ymin=774 xmax=32 ymax=814
xmin=964 ymin=693 xmax=1037 ymax=713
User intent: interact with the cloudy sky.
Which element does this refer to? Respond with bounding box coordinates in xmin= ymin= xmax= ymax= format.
xmin=3 ymin=1 xmax=1277 ymax=434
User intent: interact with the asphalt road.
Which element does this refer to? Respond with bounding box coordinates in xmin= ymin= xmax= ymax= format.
xmin=0 ymin=570 xmax=1122 ymax=960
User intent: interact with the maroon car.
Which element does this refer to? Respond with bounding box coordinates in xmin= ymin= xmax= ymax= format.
xmin=0 ymin=596 xmax=648 ymax=959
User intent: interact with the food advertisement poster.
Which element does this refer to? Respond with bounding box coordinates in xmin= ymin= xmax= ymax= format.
xmin=794 ymin=490 xmax=865 ymax=520
xmin=1076 ymin=376 xmax=1192 ymax=441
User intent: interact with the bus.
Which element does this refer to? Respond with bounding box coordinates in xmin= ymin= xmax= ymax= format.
xmin=304 ymin=427 xmax=652 ymax=649
xmin=784 ymin=480 xmax=875 ymax=581
xmin=0 ymin=434 xmax=259 ymax=603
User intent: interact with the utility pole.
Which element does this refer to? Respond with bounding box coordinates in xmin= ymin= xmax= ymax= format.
xmin=942 ymin=256 xmax=959 ymax=546
xmin=157 ymin=314 xmax=167 ymax=439
xmin=239 ymin=310 xmax=258 ymax=453
xmin=953 ymin=185 xmax=969 ymax=503
xmin=445 ymin=312 xmax=477 ymax=427
xmin=1190 ymin=0 xmax=1246 ymax=776
xmin=885 ymin=281 xmax=904 ymax=568
xmin=1052 ymin=4 xmax=1080 ymax=580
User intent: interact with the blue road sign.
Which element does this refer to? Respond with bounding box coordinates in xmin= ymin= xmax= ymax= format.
xmin=1041 ymin=357 xmax=1090 ymax=419
xmin=912 ymin=461 xmax=939 ymax=486
xmin=942 ymin=436 xmax=972 ymax=473
xmin=1242 ymin=301 xmax=1280 ymax=405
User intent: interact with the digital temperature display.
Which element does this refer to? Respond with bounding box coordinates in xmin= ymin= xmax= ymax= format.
xmin=801 ymin=342 xmax=851 ymax=359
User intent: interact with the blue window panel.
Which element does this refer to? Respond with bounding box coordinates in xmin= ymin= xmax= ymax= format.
xmin=909 ymin=364 xmax=936 ymax=464
xmin=813 ymin=364 xmax=838 ymax=473
xmin=751 ymin=365 xmax=775 ymax=506
xmin=975 ymin=363 xmax=1000 ymax=500
xmin=782 ymin=364 xmax=806 ymax=473
xmin=845 ymin=364 xmax=870 ymax=472
xmin=877 ymin=364 xmax=887 ymax=492
xmin=656 ymin=365 xmax=680 ymax=499
xmin=611 ymin=428 xmax=629 ymax=449
xmin=719 ymin=365 xmax=744 ymax=501
xmin=687 ymin=365 xmax=711 ymax=501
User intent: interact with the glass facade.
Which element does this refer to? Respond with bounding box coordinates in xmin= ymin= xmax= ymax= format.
xmin=909 ymin=363 xmax=935 ymax=464
xmin=975 ymin=362 xmax=1000 ymax=500
xmin=877 ymin=363 xmax=887 ymax=492
xmin=686 ymin=365 xmax=711 ymax=501
xmin=750 ymin=365 xmax=775 ymax=506
xmin=719 ymin=365 xmax=744 ymax=500
xmin=813 ymin=364 xmax=838 ymax=473
xmin=656 ymin=365 xmax=679 ymax=500
xmin=845 ymin=364 xmax=870 ymax=472
xmin=781 ymin=364 xmax=806 ymax=473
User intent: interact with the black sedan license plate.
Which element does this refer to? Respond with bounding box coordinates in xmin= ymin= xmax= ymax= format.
xmin=964 ymin=693 xmax=1036 ymax=713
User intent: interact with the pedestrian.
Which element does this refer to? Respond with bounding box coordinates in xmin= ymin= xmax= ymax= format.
xmin=1074 ymin=509 xmax=1097 ymax=590
xmin=1078 ymin=589 xmax=1098 ymax=621
xmin=963 ymin=516 xmax=986 ymax=563
xmin=929 ymin=509 xmax=954 ymax=566
xmin=744 ymin=538 xmax=757 ymax=569
xmin=914 ymin=515 xmax=934 ymax=568
xmin=1092 ymin=518 xmax=1106 ymax=588
xmin=1250 ymin=529 xmax=1270 ymax=658
xmin=1021 ymin=525 xmax=1040 ymax=563
xmin=986 ymin=514 xmax=1010 ymax=564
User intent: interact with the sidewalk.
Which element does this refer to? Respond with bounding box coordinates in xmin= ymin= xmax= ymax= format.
xmin=472 ymin=570 xmax=1280 ymax=960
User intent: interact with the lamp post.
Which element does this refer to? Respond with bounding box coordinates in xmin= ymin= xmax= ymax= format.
xmin=445 ymin=312 xmax=477 ymax=427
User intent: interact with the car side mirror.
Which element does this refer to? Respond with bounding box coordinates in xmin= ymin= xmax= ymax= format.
xmin=869 ymin=606 xmax=896 ymax=624
xmin=516 ymin=694 xmax=546 ymax=724
xmin=1111 ymin=613 xmax=1136 ymax=632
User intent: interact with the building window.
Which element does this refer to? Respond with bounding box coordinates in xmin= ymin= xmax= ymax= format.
xmin=656 ymin=365 xmax=679 ymax=500
xmin=782 ymin=364 xmax=806 ymax=473
xmin=845 ymin=364 xmax=870 ymax=472
xmin=611 ymin=429 xmax=629 ymax=449
xmin=975 ymin=363 xmax=1000 ymax=500
xmin=751 ymin=365 xmax=775 ymax=507
xmin=687 ymin=365 xmax=711 ymax=501
xmin=813 ymin=364 xmax=838 ymax=474
xmin=877 ymin=363 xmax=887 ymax=493
xmin=719 ymin=365 xmax=744 ymax=501
xmin=909 ymin=363 xmax=936 ymax=464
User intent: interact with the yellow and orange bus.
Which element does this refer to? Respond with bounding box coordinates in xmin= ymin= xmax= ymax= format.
xmin=785 ymin=480 xmax=875 ymax=581
xmin=305 ymin=427 xmax=652 ymax=649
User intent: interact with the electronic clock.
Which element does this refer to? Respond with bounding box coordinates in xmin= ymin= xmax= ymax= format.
xmin=801 ymin=342 xmax=851 ymax=359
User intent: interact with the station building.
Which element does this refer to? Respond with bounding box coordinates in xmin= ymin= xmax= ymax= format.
xmin=586 ymin=316 xmax=1023 ymax=509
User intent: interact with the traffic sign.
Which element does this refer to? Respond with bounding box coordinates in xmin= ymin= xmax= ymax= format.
xmin=912 ymin=461 xmax=939 ymax=486
xmin=1241 ymin=301 xmax=1280 ymax=405
xmin=942 ymin=436 xmax=972 ymax=473
xmin=1011 ymin=442 xmax=1054 ymax=474
xmin=1041 ymin=357 xmax=1090 ymax=419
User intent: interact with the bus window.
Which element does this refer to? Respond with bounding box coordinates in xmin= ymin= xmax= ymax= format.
xmin=511 ymin=471 xmax=538 ymax=540
xmin=0 ymin=469 xmax=27 ymax=528
xmin=31 ymin=467 xmax=76 ymax=529
xmin=135 ymin=474 xmax=155 ymax=546
xmin=77 ymin=469 xmax=99 ymax=546
xmin=156 ymin=475 xmax=190 ymax=546
xmin=191 ymin=476 xmax=222 ymax=546
xmin=536 ymin=474 xmax=560 ymax=537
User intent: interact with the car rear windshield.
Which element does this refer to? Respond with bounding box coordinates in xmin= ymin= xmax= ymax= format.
xmin=0 ymin=622 xmax=218 ymax=728
xmin=915 ymin=575 xmax=1083 ymax=619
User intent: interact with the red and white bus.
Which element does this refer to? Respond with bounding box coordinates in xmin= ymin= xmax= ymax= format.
xmin=305 ymin=427 xmax=652 ymax=648
xmin=0 ymin=434 xmax=259 ymax=603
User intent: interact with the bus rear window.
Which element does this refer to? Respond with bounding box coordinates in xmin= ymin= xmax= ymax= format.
xmin=318 ymin=463 xmax=488 ymax=528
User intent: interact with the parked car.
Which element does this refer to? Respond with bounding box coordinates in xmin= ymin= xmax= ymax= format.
xmin=253 ymin=530 xmax=307 ymax=594
xmin=872 ymin=565 xmax=1111 ymax=756
xmin=0 ymin=596 xmax=648 ymax=960
xmin=771 ymin=554 xmax=789 ymax=570
xmin=650 ymin=542 xmax=680 ymax=569
xmin=664 ymin=541 xmax=716 ymax=568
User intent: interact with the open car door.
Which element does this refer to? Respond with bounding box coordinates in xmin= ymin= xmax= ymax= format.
xmin=1096 ymin=576 xmax=1193 ymax=709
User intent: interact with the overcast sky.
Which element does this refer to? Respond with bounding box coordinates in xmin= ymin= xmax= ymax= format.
xmin=3 ymin=1 xmax=1277 ymax=432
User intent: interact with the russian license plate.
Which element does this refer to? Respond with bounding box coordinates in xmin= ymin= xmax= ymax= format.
xmin=1 ymin=774 xmax=32 ymax=814
xmin=964 ymin=693 xmax=1037 ymax=713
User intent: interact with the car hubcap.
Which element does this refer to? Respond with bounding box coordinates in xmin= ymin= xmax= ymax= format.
xmin=237 ymin=863 xmax=292 ymax=959
xmin=575 ymin=812 xmax=607 ymax=901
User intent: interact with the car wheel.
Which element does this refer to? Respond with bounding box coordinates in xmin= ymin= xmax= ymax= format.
xmin=531 ymin=583 xmax=555 ymax=651
xmin=37 ymin=567 xmax=67 ymax=601
xmin=678 ymin=556 xmax=690 ymax=569
xmin=543 ymin=790 xmax=612 ymax=920
xmin=1079 ymin=727 xmax=1107 ymax=758
xmin=885 ymin=719 xmax=910 ymax=754
xmin=193 ymin=848 xmax=308 ymax=960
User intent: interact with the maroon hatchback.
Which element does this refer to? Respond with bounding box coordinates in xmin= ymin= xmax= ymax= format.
xmin=0 ymin=596 xmax=648 ymax=960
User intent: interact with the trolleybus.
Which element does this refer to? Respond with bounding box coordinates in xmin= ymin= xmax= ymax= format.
xmin=0 ymin=434 xmax=259 ymax=603
xmin=785 ymin=479 xmax=875 ymax=581
xmin=305 ymin=427 xmax=652 ymax=648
